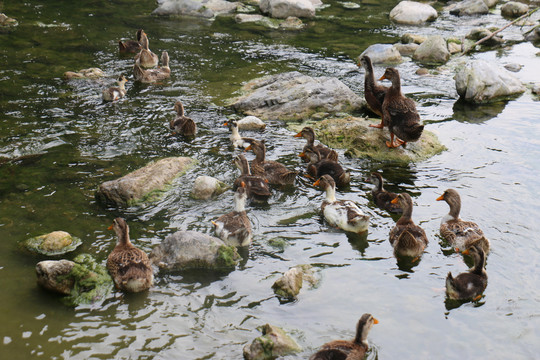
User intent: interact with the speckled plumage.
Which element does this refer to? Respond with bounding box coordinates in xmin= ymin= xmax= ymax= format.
xmin=134 ymin=51 xmax=170 ymax=83
xmin=102 ymin=75 xmax=128 ymax=102
xmin=118 ymin=29 xmax=143 ymax=53
xmin=389 ymin=193 xmax=428 ymax=258
xmin=170 ymin=101 xmax=196 ymax=136
xmin=245 ymin=139 xmax=297 ymax=186
xmin=304 ymin=145 xmax=350 ymax=187
xmin=233 ymin=154 xmax=271 ymax=202
xmin=213 ymin=185 xmax=252 ymax=247
xmin=134 ymin=30 xmax=158 ymax=68
xmin=294 ymin=126 xmax=338 ymax=162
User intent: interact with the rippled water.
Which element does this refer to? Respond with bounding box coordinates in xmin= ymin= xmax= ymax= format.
xmin=1 ymin=0 xmax=539 ymax=359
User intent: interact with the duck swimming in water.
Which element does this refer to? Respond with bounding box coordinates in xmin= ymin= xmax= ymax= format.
xmin=367 ymin=172 xmax=401 ymax=213
xmin=133 ymin=51 xmax=170 ymax=83
xmin=102 ymin=75 xmax=128 ymax=102
xmin=244 ymin=139 xmax=297 ymax=186
xmin=446 ymin=244 xmax=487 ymax=301
xmin=389 ymin=193 xmax=428 ymax=258
xmin=294 ymin=126 xmax=338 ymax=162
xmin=170 ymin=100 xmax=196 ymax=136
xmin=118 ymin=29 xmax=143 ymax=54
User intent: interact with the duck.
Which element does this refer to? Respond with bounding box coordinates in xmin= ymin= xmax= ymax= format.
xmin=389 ymin=193 xmax=428 ymax=258
xmin=367 ymin=172 xmax=401 ymax=213
xmin=303 ymin=145 xmax=350 ymax=187
xmin=107 ymin=217 xmax=153 ymax=293
xmin=446 ymin=244 xmax=488 ymax=301
xmin=313 ymin=175 xmax=370 ymax=233
xmin=224 ymin=120 xmax=250 ymax=149
xmin=134 ymin=30 xmax=159 ymax=68
xmin=133 ymin=51 xmax=170 ymax=83
xmin=436 ymin=188 xmax=490 ymax=254
xmin=244 ymin=139 xmax=297 ymax=186
xmin=170 ymin=100 xmax=197 ymax=136
xmin=212 ymin=182 xmax=252 ymax=247
xmin=294 ymin=126 xmax=338 ymax=162
xmin=102 ymin=75 xmax=128 ymax=102
xmin=379 ymin=68 xmax=424 ymax=148
xmin=118 ymin=29 xmax=143 ymax=54
xmin=310 ymin=313 xmax=378 ymax=360
xmin=358 ymin=55 xmax=388 ymax=128
xmin=233 ymin=154 xmax=271 ymax=203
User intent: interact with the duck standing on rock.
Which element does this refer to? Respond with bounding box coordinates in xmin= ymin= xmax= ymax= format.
xmin=446 ymin=244 xmax=488 ymax=301
xmin=170 ymin=100 xmax=196 ymax=136
xmin=134 ymin=30 xmax=158 ymax=68
xmin=134 ymin=51 xmax=170 ymax=83
xmin=233 ymin=154 xmax=271 ymax=203
xmin=358 ymin=55 xmax=388 ymax=128
xmin=389 ymin=193 xmax=428 ymax=258
xmin=303 ymin=145 xmax=350 ymax=187
xmin=118 ymin=29 xmax=143 ymax=54
xmin=436 ymin=188 xmax=490 ymax=254
xmin=294 ymin=126 xmax=338 ymax=162
xmin=107 ymin=217 xmax=153 ymax=293
xmin=102 ymin=75 xmax=128 ymax=102
xmin=379 ymin=68 xmax=424 ymax=148
xmin=212 ymin=182 xmax=252 ymax=247
xmin=310 ymin=313 xmax=378 ymax=360
xmin=313 ymin=175 xmax=369 ymax=233
xmin=244 ymin=139 xmax=298 ymax=186
xmin=367 ymin=172 xmax=401 ymax=213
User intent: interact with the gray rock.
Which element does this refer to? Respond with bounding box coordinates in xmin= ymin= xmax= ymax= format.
xmin=466 ymin=27 xmax=503 ymax=46
xmin=448 ymin=0 xmax=489 ymax=16
xmin=235 ymin=14 xmax=280 ymax=28
xmin=533 ymin=83 xmax=540 ymax=95
xmin=228 ymin=72 xmax=365 ymax=121
xmin=191 ymin=175 xmax=229 ymax=200
xmin=389 ymin=1 xmax=438 ymax=25
xmin=501 ymin=1 xmax=528 ymax=18
xmin=149 ymin=231 xmax=240 ymax=270
xmin=279 ymin=16 xmax=305 ymax=30
xmin=272 ymin=264 xmax=319 ymax=299
xmin=482 ymin=0 xmax=497 ymax=8
xmin=259 ymin=0 xmax=316 ymax=19
xmin=504 ymin=63 xmax=522 ymax=72
xmin=455 ymin=59 xmax=526 ymax=103
xmin=401 ymin=33 xmax=426 ymax=44
xmin=413 ymin=35 xmax=450 ymax=65
xmin=36 ymin=260 xmax=76 ymax=295
xmin=359 ymin=44 xmax=403 ymax=64
xmin=243 ymin=324 xmax=302 ymax=359
xmin=447 ymin=41 xmax=462 ymax=54
xmin=525 ymin=26 xmax=540 ymax=42
xmin=22 ymin=231 xmax=82 ymax=256
xmin=394 ymin=43 xmax=419 ymax=57
xmin=152 ymin=0 xmax=239 ymax=18
xmin=96 ymin=157 xmax=195 ymax=206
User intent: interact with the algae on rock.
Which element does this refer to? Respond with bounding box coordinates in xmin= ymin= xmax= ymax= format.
xmin=23 ymin=231 xmax=82 ymax=256
xmin=243 ymin=324 xmax=302 ymax=360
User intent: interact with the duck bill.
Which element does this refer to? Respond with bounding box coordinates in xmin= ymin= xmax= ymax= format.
xmin=298 ymin=152 xmax=306 ymax=158
xmin=107 ymin=224 xmax=113 ymax=230
xmin=391 ymin=197 xmax=398 ymax=204
xmin=373 ymin=318 xmax=379 ymax=324
xmin=293 ymin=132 xmax=303 ymax=138
xmin=223 ymin=122 xmax=228 ymax=126
xmin=436 ymin=195 xmax=444 ymax=201
xmin=461 ymin=248 xmax=469 ymax=255
xmin=245 ymin=144 xmax=252 ymax=151
xmin=313 ymin=179 xmax=320 ymax=187
xmin=379 ymin=75 xmax=387 ymax=81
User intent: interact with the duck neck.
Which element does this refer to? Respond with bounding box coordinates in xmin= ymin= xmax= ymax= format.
xmin=372 ymin=177 xmax=383 ymax=192
xmin=354 ymin=322 xmax=369 ymax=349
xmin=471 ymin=249 xmax=486 ymax=275
xmin=447 ymin=198 xmax=461 ymax=220
xmin=118 ymin=80 xmax=127 ymax=91
xmin=176 ymin=102 xmax=185 ymax=117
xmin=253 ymin=144 xmax=265 ymax=163
xmin=241 ymin=158 xmax=251 ymax=175
xmin=231 ymin=125 xmax=241 ymax=140
xmin=234 ymin=194 xmax=246 ymax=212
xmin=116 ymin=227 xmax=131 ymax=248
xmin=305 ymin=132 xmax=315 ymax=146
xmin=398 ymin=200 xmax=413 ymax=223
xmin=364 ymin=60 xmax=376 ymax=88
xmin=388 ymin=74 xmax=402 ymax=97
xmin=324 ymin=184 xmax=336 ymax=202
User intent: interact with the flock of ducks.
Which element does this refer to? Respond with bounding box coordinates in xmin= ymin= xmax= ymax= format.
xmin=101 ymin=36 xmax=490 ymax=357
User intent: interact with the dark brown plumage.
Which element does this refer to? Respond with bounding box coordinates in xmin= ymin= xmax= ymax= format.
xmin=212 ymin=183 xmax=252 ymax=247
xmin=358 ymin=55 xmax=388 ymax=128
xmin=294 ymin=126 xmax=338 ymax=162
xmin=118 ymin=29 xmax=143 ymax=54
xmin=446 ymin=245 xmax=488 ymax=301
xmin=310 ymin=314 xmax=378 ymax=360
xmin=389 ymin=193 xmax=428 ymax=258
xmin=368 ymin=172 xmax=401 ymax=213
xmin=244 ymin=139 xmax=297 ymax=186
xmin=379 ymin=68 xmax=424 ymax=148
xmin=134 ymin=51 xmax=170 ymax=83
xmin=304 ymin=145 xmax=350 ymax=187
xmin=107 ymin=217 xmax=153 ymax=293
xmin=233 ymin=154 xmax=271 ymax=202
xmin=134 ymin=30 xmax=159 ymax=68
xmin=169 ymin=101 xmax=197 ymax=136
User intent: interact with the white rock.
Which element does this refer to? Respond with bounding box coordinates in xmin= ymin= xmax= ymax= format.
xmin=359 ymin=44 xmax=403 ymax=64
xmin=448 ymin=0 xmax=489 ymax=16
xmin=389 ymin=1 xmax=438 ymax=25
xmin=191 ymin=176 xmax=229 ymax=200
xmin=259 ymin=0 xmax=316 ymax=19
xmin=413 ymin=35 xmax=450 ymax=64
xmin=237 ymin=116 xmax=266 ymax=130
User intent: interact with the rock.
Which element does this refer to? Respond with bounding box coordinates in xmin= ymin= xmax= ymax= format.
xmin=259 ymin=0 xmax=316 ymax=19
xmin=532 ymin=83 xmax=540 ymax=95
xmin=455 ymin=59 xmax=526 ymax=103
xmin=389 ymin=1 xmax=438 ymax=25
xmin=0 ymin=13 xmax=18 ymax=27
xmin=447 ymin=41 xmax=462 ymax=54
xmin=504 ymin=63 xmax=522 ymax=72
xmin=149 ymin=231 xmax=240 ymax=271
xmin=359 ymin=44 xmax=403 ymax=64
xmin=341 ymin=2 xmax=361 ymax=9
xmin=96 ymin=157 xmax=195 ymax=206
xmin=228 ymin=72 xmax=365 ymax=121
xmin=152 ymin=0 xmax=239 ymax=18
xmin=36 ymin=254 xmax=114 ymax=307
xmin=465 ymin=28 xmax=503 ymax=46
xmin=279 ymin=16 xmax=305 ymax=30
xmin=272 ymin=264 xmax=318 ymax=299
xmin=448 ymin=0 xmax=489 ymax=16
xmin=304 ymin=116 xmax=446 ymax=162
xmin=501 ymin=2 xmax=528 ymax=18
xmin=243 ymin=324 xmax=302 ymax=360
xmin=191 ymin=175 xmax=229 ymax=200
xmin=393 ymin=43 xmax=419 ymax=57
xmin=401 ymin=33 xmax=426 ymax=44
xmin=63 ymin=68 xmax=105 ymax=80
xmin=525 ymin=26 xmax=540 ymax=42
xmin=482 ymin=0 xmax=497 ymax=8
xmin=22 ymin=231 xmax=82 ymax=256
xmin=237 ymin=116 xmax=267 ymax=130
xmin=413 ymin=35 xmax=450 ymax=65
xmin=416 ymin=68 xmax=429 ymax=76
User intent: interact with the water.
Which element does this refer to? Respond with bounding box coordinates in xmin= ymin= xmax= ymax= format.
xmin=1 ymin=0 xmax=540 ymax=359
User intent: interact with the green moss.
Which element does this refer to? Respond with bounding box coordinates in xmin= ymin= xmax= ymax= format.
xmin=215 ymin=245 xmax=240 ymax=269
xmin=22 ymin=231 xmax=82 ymax=256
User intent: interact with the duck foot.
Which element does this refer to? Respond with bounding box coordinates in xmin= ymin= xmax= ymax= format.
xmin=369 ymin=122 xmax=384 ymax=129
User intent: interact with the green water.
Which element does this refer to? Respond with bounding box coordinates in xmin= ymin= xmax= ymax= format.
xmin=1 ymin=0 xmax=539 ymax=359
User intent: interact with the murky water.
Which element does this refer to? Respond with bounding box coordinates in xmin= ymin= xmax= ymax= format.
xmin=1 ymin=0 xmax=539 ymax=359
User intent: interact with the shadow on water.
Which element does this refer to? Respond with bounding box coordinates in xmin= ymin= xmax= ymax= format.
xmin=452 ymin=99 xmax=508 ymax=123
xmin=345 ymin=231 xmax=369 ymax=255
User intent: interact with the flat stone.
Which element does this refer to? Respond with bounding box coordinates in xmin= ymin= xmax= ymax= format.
xmin=394 ymin=43 xmax=419 ymax=57
xmin=389 ymin=1 xmax=438 ymax=25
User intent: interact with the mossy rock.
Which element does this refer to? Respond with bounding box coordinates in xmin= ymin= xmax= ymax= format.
xmin=23 ymin=231 xmax=82 ymax=256
xmin=243 ymin=324 xmax=302 ymax=360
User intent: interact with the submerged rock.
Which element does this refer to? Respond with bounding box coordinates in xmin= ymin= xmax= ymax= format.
xmin=272 ymin=264 xmax=319 ymax=299
xmin=389 ymin=1 xmax=438 ymax=25
xmin=501 ymin=2 xmax=528 ymax=18
xmin=260 ymin=0 xmax=316 ymax=19
xmin=455 ymin=59 xmax=526 ymax=103
xmin=243 ymin=324 xmax=302 ymax=360
xmin=23 ymin=231 xmax=82 ymax=256
xmin=413 ymin=35 xmax=450 ymax=65
xmin=359 ymin=44 xmax=403 ymax=64
xmin=152 ymin=0 xmax=239 ymax=18
xmin=149 ymin=231 xmax=240 ymax=271
xmin=63 ymin=68 xmax=105 ymax=80
xmin=228 ymin=71 xmax=365 ymax=121
xmin=191 ymin=175 xmax=229 ymax=200
xmin=448 ymin=0 xmax=489 ymax=16
xmin=96 ymin=157 xmax=195 ymax=206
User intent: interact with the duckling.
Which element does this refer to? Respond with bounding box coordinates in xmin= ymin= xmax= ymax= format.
xmin=379 ymin=68 xmax=424 ymax=148
xmin=233 ymin=154 xmax=271 ymax=203
xmin=224 ymin=120 xmax=250 ymax=149
xmin=436 ymin=189 xmax=490 ymax=254
xmin=294 ymin=126 xmax=338 ymax=162
xmin=310 ymin=313 xmax=378 ymax=360
xmin=367 ymin=172 xmax=401 ymax=213
xmin=303 ymin=145 xmax=350 ymax=187
xmin=107 ymin=217 xmax=153 ymax=293
xmin=118 ymin=29 xmax=143 ymax=54
xmin=358 ymin=55 xmax=388 ymax=128
xmin=102 ymin=75 xmax=128 ymax=102
xmin=170 ymin=100 xmax=197 ymax=136
xmin=212 ymin=182 xmax=252 ymax=247
xmin=313 ymin=175 xmax=369 ymax=233
xmin=244 ymin=139 xmax=297 ymax=186
xmin=389 ymin=193 xmax=428 ymax=258
xmin=446 ymin=244 xmax=488 ymax=301
xmin=133 ymin=51 xmax=170 ymax=83
xmin=134 ymin=30 xmax=159 ymax=68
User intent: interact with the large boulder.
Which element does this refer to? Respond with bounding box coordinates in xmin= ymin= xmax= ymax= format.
xmin=389 ymin=1 xmax=438 ymax=25
xmin=149 ymin=231 xmax=240 ymax=271
xmin=501 ymin=2 xmax=528 ymax=18
xmin=359 ymin=44 xmax=403 ymax=64
xmin=228 ymin=72 xmax=365 ymax=121
xmin=448 ymin=0 xmax=489 ymax=16
xmin=96 ymin=157 xmax=195 ymax=206
xmin=243 ymin=324 xmax=302 ymax=360
xmin=455 ymin=59 xmax=526 ymax=103
xmin=259 ymin=0 xmax=317 ymax=19
xmin=22 ymin=231 xmax=82 ymax=256
xmin=413 ymin=35 xmax=450 ymax=65
xmin=152 ymin=0 xmax=239 ymax=18
xmin=191 ymin=175 xmax=229 ymax=200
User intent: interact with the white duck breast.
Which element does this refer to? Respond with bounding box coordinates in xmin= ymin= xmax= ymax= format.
xmin=323 ymin=200 xmax=369 ymax=233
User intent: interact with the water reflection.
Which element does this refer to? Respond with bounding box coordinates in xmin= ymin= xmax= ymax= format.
xmin=452 ymin=99 xmax=507 ymax=123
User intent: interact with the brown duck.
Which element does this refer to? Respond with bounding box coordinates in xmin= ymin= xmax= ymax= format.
xmin=303 ymin=145 xmax=350 ymax=187
xmin=310 ymin=313 xmax=378 ymax=360
xmin=233 ymin=154 xmax=271 ymax=202
xmin=244 ymin=139 xmax=297 ymax=186
xmin=170 ymin=100 xmax=196 ymax=136
xmin=446 ymin=244 xmax=487 ymax=301
xmin=294 ymin=126 xmax=338 ymax=162
xmin=102 ymin=75 xmax=128 ymax=102
xmin=379 ymin=68 xmax=424 ymax=148
xmin=134 ymin=30 xmax=159 ymax=68
xmin=134 ymin=51 xmax=170 ymax=83
xmin=107 ymin=217 xmax=153 ymax=293
xmin=389 ymin=193 xmax=428 ymax=258
xmin=358 ymin=55 xmax=388 ymax=128
xmin=367 ymin=172 xmax=401 ymax=213
xmin=212 ymin=182 xmax=252 ymax=247
xmin=118 ymin=29 xmax=143 ymax=54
